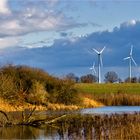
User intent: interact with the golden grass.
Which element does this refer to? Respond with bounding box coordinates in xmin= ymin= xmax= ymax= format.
xmin=82 ymin=97 xmax=104 ymax=108
xmin=47 ymin=103 xmax=79 ymax=110
xmin=0 ymin=98 xmax=80 ymax=112
xmin=0 ymin=98 xmax=46 ymax=112
xmin=0 ymin=98 xmax=16 ymax=112
xmin=0 ymin=97 xmax=104 ymax=112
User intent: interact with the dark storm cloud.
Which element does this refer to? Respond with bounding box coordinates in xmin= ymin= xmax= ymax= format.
xmin=1 ymin=20 xmax=140 ymax=75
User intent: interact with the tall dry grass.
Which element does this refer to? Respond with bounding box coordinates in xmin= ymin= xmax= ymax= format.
xmin=55 ymin=113 xmax=140 ymax=139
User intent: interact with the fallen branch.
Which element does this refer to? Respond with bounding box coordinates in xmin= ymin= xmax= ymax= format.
xmin=0 ymin=108 xmax=67 ymax=128
xmin=45 ymin=114 xmax=67 ymax=124
xmin=19 ymin=114 xmax=67 ymax=127
xmin=0 ymin=110 xmax=9 ymax=121
xmin=26 ymin=107 xmax=36 ymax=122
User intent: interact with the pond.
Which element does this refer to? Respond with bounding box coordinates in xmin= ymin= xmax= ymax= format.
xmin=80 ymin=106 xmax=140 ymax=115
xmin=0 ymin=106 xmax=140 ymax=139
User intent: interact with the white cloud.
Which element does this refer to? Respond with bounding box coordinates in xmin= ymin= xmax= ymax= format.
xmin=130 ymin=19 xmax=136 ymax=25
xmin=0 ymin=0 xmax=10 ymax=14
xmin=0 ymin=0 xmax=89 ymax=37
xmin=0 ymin=7 xmax=85 ymax=37
xmin=0 ymin=37 xmax=20 ymax=48
xmin=121 ymin=19 xmax=137 ymax=27
xmin=0 ymin=0 xmax=93 ymax=48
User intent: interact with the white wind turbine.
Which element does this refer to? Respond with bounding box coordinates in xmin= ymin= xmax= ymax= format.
xmin=91 ymin=46 xmax=106 ymax=83
xmin=90 ymin=62 xmax=96 ymax=75
xmin=124 ymin=45 xmax=137 ymax=82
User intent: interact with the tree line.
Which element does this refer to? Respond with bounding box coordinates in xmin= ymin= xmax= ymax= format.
xmin=65 ymin=71 xmax=140 ymax=83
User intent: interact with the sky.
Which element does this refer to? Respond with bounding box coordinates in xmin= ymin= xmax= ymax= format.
xmin=0 ymin=0 xmax=140 ymax=81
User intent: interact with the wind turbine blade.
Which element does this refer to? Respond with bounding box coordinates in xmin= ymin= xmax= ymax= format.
xmin=130 ymin=45 xmax=133 ymax=56
xmin=90 ymin=62 xmax=96 ymax=74
xmin=93 ymin=67 xmax=96 ymax=74
xmin=86 ymin=49 xmax=95 ymax=55
xmin=92 ymin=62 xmax=95 ymax=67
xmin=131 ymin=57 xmax=137 ymax=66
xmin=92 ymin=48 xmax=100 ymax=54
xmin=100 ymin=46 xmax=106 ymax=54
xmin=123 ymin=57 xmax=130 ymax=60
xmin=93 ymin=62 xmax=96 ymax=73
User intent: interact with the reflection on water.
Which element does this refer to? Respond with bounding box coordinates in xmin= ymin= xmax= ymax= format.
xmin=0 ymin=125 xmax=59 ymax=139
xmin=0 ymin=107 xmax=140 ymax=139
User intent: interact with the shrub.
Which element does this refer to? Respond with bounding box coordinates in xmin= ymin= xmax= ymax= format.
xmin=27 ymin=80 xmax=49 ymax=105
xmin=0 ymin=65 xmax=79 ymax=106
xmin=49 ymin=80 xmax=81 ymax=105
xmin=0 ymin=74 xmax=18 ymax=102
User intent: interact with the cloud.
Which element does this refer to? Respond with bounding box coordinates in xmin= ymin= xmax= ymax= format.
xmin=0 ymin=0 xmax=90 ymax=38
xmin=0 ymin=0 xmax=10 ymax=14
xmin=0 ymin=0 xmax=95 ymax=48
xmin=90 ymin=22 xmax=102 ymax=27
xmin=0 ymin=36 xmax=20 ymax=48
xmin=1 ymin=20 xmax=140 ymax=78
xmin=60 ymin=32 xmax=68 ymax=37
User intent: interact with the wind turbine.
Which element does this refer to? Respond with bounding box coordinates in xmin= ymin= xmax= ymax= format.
xmin=91 ymin=46 xmax=106 ymax=83
xmin=124 ymin=45 xmax=137 ymax=82
xmin=90 ymin=62 xmax=96 ymax=75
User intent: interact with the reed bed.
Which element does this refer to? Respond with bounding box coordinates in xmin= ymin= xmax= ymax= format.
xmin=55 ymin=113 xmax=140 ymax=140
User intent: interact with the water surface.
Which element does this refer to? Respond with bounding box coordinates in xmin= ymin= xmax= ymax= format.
xmin=80 ymin=106 xmax=140 ymax=115
xmin=0 ymin=106 xmax=140 ymax=139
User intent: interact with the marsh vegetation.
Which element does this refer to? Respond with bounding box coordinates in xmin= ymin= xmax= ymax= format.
xmin=0 ymin=111 xmax=140 ymax=139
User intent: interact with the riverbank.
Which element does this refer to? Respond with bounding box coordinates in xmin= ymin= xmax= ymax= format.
xmin=0 ymin=97 xmax=103 ymax=112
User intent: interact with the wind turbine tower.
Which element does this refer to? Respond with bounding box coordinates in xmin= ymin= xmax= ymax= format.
xmin=92 ymin=46 xmax=106 ymax=83
xmin=124 ymin=45 xmax=137 ymax=82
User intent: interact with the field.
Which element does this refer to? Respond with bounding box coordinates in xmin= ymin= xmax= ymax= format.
xmin=75 ymin=83 xmax=140 ymax=106
xmin=75 ymin=83 xmax=140 ymax=94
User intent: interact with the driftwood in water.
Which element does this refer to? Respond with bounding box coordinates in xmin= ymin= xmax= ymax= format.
xmin=21 ymin=107 xmax=37 ymax=125
xmin=0 ymin=110 xmax=9 ymax=121
xmin=0 ymin=108 xmax=67 ymax=127
xmin=20 ymin=114 xmax=67 ymax=127
xmin=0 ymin=110 xmax=12 ymax=127
xmin=45 ymin=115 xmax=66 ymax=124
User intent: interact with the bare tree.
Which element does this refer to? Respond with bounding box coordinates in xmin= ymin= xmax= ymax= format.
xmin=104 ymin=71 xmax=118 ymax=83
xmin=80 ymin=74 xmax=97 ymax=83
xmin=125 ymin=77 xmax=138 ymax=83
xmin=65 ymin=73 xmax=79 ymax=83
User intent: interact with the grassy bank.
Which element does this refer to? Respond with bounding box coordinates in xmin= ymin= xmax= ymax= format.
xmin=75 ymin=83 xmax=140 ymax=105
